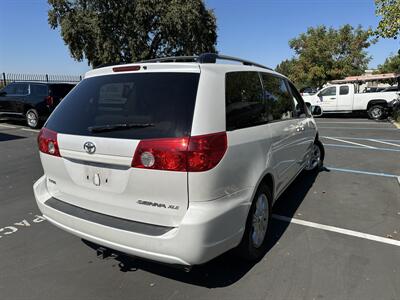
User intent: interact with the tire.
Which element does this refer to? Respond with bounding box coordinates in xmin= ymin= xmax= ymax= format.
xmin=236 ymin=184 xmax=272 ymax=262
xmin=367 ymin=105 xmax=386 ymax=120
xmin=304 ymin=139 xmax=325 ymax=172
xmin=26 ymin=108 xmax=40 ymax=129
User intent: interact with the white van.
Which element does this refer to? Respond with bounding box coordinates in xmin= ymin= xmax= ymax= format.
xmin=33 ymin=54 xmax=324 ymax=268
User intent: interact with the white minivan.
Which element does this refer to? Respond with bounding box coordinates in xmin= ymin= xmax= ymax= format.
xmin=33 ymin=54 xmax=324 ymax=268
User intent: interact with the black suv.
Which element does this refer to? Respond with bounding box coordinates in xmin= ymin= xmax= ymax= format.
xmin=0 ymin=82 xmax=75 ymax=128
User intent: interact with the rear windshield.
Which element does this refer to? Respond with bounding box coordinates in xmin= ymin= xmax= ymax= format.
xmin=45 ymin=73 xmax=199 ymax=139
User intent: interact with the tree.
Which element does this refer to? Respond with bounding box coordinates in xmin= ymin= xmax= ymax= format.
xmin=377 ymin=53 xmax=400 ymax=73
xmin=374 ymin=0 xmax=400 ymax=39
xmin=276 ymin=25 xmax=376 ymax=89
xmin=48 ymin=0 xmax=217 ymax=67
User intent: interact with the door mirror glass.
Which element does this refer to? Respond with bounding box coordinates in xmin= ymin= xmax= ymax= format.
xmin=311 ymin=105 xmax=323 ymax=117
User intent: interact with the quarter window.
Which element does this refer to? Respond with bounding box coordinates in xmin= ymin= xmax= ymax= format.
xmin=339 ymin=86 xmax=349 ymax=95
xmin=261 ymin=73 xmax=294 ymax=121
xmin=31 ymin=84 xmax=48 ymax=97
xmin=225 ymin=71 xmax=266 ymax=130
xmin=287 ymin=81 xmax=307 ymax=118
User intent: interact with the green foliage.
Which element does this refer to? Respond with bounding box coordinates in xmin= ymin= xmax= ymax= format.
xmin=48 ymin=0 xmax=217 ymax=67
xmin=374 ymin=0 xmax=400 ymax=39
xmin=394 ymin=109 xmax=400 ymax=122
xmin=377 ymin=53 xmax=400 ymax=73
xmin=276 ymin=25 xmax=376 ymax=89
xmin=0 ymin=81 xmax=8 ymax=90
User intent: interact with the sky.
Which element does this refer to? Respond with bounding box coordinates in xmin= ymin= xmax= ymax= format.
xmin=0 ymin=0 xmax=399 ymax=76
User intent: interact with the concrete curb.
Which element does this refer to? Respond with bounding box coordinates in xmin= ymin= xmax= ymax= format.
xmin=387 ymin=117 xmax=400 ymax=129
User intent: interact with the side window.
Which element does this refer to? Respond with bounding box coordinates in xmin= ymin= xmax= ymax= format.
xmin=339 ymin=86 xmax=349 ymax=95
xmin=287 ymin=81 xmax=307 ymax=118
xmin=0 ymin=83 xmax=16 ymax=95
xmin=261 ymin=73 xmax=294 ymax=121
xmin=225 ymin=71 xmax=265 ymax=130
xmin=318 ymin=86 xmax=336 ymax=97
xmin=31 ymin=84 xmax=48 ymax=97
xmin=6 ymin=83 xmax=29 ymax=95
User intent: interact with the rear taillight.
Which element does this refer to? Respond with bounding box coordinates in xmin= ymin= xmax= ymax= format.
xmin=132 ymin=137 xmax=189 ymax=171
xmin=187 ymin=132 xmax=227 ymax=172
xmin=45 ymin=96 xmax=54 ymax=106
xmin=38 ymin=128 xmax=60 ymax=157
xmin=132 ymin=132 xmax=227 ymax=172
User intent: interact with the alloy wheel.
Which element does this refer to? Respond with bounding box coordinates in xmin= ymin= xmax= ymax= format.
xmin=251 ymin=193 xmax=269 ymax=248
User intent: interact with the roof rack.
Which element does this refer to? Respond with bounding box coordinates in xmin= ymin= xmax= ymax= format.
xmin=139 ymin=56 xmax=198 ymax=63
xmin=94 ymin=62 xmax=121 ymax=69
xmin=139 ymin=53 xmax=272 ymax=70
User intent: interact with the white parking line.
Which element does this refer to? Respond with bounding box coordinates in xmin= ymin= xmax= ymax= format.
xmin=272 ymin=214 xmax=400 ymax=247
xmin=317 ymin=121 xmax=388 ymax=125
xmin=0 ymin=124 xmax=17 ymax=129
xmin=368 ymin=139 xmax=400 ymax=148
xmin=21 ymin=128 xmax=40 ymax=133
xmin=324 ymin=143 xmax=400 ymax=153
xmin=321 ymin=136 xmax=400 ymax=143
xmin=323 ymin=136 xmax=376 ymax=149
xmin=319 ymin=127 xmax=398 ymax=130
xmin=327 ymin=166 xmax=399 ymax=178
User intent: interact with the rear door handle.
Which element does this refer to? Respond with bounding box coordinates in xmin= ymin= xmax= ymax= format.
xmin=330 ymin=97 xmax=336 ymax=100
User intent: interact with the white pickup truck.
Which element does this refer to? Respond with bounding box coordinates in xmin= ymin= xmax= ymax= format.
xmin=303 ymin=84 xmax=399 ymax=119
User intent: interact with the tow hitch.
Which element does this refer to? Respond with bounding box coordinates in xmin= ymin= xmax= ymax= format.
xmin=93 ymin=244 xmax=192 ymax=272
xmin=96 ymin=246 xmax=118 ymax=260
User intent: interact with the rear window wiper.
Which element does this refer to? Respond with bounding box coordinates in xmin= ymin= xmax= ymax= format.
xmin=88 ymin=123 xmax=154 ymax=133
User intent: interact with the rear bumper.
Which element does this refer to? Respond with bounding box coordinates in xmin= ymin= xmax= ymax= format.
xmin=33 ymin=175 xmax=252 ymax=266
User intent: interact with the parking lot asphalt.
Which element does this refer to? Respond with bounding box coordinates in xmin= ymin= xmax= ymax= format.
xmin=0 ymin=118 xmax=399 ymax=300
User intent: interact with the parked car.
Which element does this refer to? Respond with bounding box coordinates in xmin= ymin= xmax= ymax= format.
xmin=362 ymin=86 xmax=385 ymax=93
xmin=33 ymin=53 xmax=324 ymax=268
xmin=303 ymin=83 xmax=400 ymax=120
xmin=0 ymin=82 xmax=75 ymax=128
xmin=381 ymin=85 xmax=399 ymax=93
xmin=300 ymin=87 xmax=318 ymax=96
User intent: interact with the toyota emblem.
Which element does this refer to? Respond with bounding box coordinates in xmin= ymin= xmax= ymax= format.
xmin=83 ymin=142 xmax=96 ymax=154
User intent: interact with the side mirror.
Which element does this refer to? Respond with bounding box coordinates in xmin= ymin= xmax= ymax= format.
xmin=311 ymin=105 xmax=323 ymax=117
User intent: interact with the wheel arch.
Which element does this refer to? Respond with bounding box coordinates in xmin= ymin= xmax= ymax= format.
xmin=367 ymin=99 xmax=388 ymax=110
xmin=23 ymin=103 xmax=35 ymax=114
xmin=257 ymin=172 xmax=275 ymax=203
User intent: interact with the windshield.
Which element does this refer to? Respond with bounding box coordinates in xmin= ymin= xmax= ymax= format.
xmin=45 ymin=72 xmax=200 ymax=139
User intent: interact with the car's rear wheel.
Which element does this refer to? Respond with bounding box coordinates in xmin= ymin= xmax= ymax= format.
xmin=368 ymin=105 xmax=385 ymax=120
xmin=26 ymin=109 xmax=40 ymax=129
xmin=236 ymin=184 xmax=272 ymax=261
xmin=304 ymin=140 xmax=324 ymax=172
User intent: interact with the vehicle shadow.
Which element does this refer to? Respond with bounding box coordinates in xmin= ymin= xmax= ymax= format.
xmin=316 ymin=113 xmax=391 ymax=122
xmin=0 ymin=119 xmax=44 ymax=128
xmin=82 ymin=168 xmax=327 ymax=288
xmin=0 ymin=132 xmax=26 ymax=142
